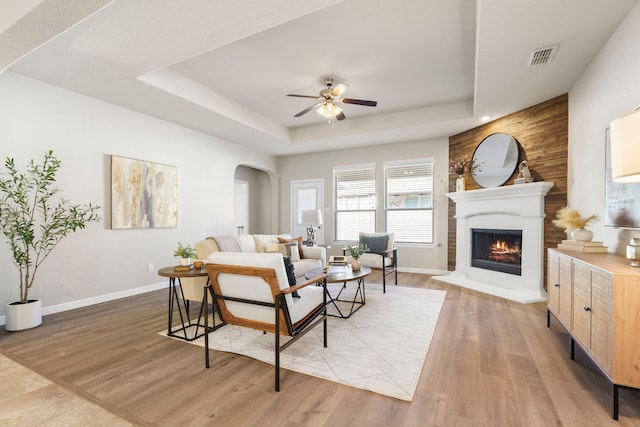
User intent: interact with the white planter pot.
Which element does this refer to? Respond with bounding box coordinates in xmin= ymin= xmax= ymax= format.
xmin=571 ymin=228 xmax=594 ymax=242
xmin=5 ymin=299 xmax=42 ymax=331
xmin=180 ymin=257 xmax=191 ymax=266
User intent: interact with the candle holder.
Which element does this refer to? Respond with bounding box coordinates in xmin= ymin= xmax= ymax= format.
xmin=626 ymin=237 xmax=640 ymax=267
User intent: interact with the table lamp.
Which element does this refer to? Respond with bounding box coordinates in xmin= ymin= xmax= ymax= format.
xmin=301 ymin=209 xmax=323 ymax=246
xmin=610 ymin=107 xmax=640 ymax=266
xmin=611 ymin=108 xmax=640 ymax=183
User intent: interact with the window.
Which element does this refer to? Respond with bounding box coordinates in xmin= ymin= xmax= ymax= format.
xmin=334 ymin=164 xmax=375 ymax=240
xmin=385 ymin=160 xmax=433 ymax=243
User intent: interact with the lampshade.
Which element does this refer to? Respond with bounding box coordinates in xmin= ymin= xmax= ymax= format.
xmin=301 ymin=209 xmax=323 ymax=225
xmin=317 ymin=101 xmax=342 ymax=118
xmin=611 ymin=108 xmax=640 ymax=183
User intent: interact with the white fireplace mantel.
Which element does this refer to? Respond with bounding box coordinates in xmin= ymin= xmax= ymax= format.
xmin=435 ymin=181 xmax=554 ymax=303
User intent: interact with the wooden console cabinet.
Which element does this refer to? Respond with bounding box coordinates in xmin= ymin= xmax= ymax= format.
xmin=547 ymin=248 xmax=640 ymax=420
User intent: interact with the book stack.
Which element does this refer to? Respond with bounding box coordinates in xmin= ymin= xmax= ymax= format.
xmin=173 ymin=264 xmax=194 ymax=272
xmin=329 ymin=255 xmax=348 ymax=266
xmin=557 ymin=240 xmax=608 ymax=253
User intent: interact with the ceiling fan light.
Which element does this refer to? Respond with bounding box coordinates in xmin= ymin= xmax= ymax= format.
xmin=317 ymin=101 xmax=342 ymax=118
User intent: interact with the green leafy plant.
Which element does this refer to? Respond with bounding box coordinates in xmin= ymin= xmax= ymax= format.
xmin=173 ymin=242 xmax=196 ymax=258
xmin=0 ymin=150 xmax=101 ymax=304
xmin=347 ymin=242 xmax=369 ymax=260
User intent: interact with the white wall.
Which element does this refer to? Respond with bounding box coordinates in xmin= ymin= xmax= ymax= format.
xmin=569 ymin=2 xmax=640 ymax=254
xmin=277 ymin=139 xmax=450 ymax=274
xmin=0 ymin=71 xmax=277 ymax=318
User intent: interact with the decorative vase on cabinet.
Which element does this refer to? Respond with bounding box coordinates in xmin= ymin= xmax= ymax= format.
xmin=571 ymin=228 xmax=593 ymax=242
xmin=456 ymin=175 xmax=466 ymax=192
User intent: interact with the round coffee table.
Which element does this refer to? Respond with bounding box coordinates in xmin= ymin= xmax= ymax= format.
xmin=306 ymin=265 xmax=371 ymax=318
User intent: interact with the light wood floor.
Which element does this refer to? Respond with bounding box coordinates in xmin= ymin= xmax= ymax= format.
xmin=2 ymin=272 xmax=640 ymax=426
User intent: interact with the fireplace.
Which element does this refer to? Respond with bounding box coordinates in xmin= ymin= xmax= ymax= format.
xmin=435 ymin=181 xmax=553 ymax=304
xmin=471 ymin=228 xmax=522 ymax=276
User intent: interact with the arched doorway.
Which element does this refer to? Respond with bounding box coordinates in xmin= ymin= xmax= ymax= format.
xmin=234 ymin=165 xmax=273 ymax=234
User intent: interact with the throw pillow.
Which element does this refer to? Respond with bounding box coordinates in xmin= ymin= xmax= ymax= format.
xmin=360 ymin=234 xmax=389 ymax=255
xmin=277 ymin=236 xmax=304 ymax=259
xmin=265 ymin=242 xmax=287 ymax=256
xmin=283 ymin=242 xmax=301 ymax=262
xmin=282 ymin=256 xmax=299 ymax=298
xmin=236 ymin=234 xmax=257 ymax=252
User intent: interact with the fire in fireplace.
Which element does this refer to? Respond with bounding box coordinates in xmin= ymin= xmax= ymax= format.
xmin=471 ymin=228 xmax=522 ymax=276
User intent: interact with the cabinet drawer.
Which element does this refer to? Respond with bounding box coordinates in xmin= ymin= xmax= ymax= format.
xmin=572 ymin=261 xmax=591 ymax=348
xmin=590 ymin=270 xmax=613 ymax=375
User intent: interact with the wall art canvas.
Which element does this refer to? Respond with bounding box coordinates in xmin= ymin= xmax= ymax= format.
xmin=605 ymin=128 xmax=640 ymax=228
xmin=111 ymin=155 xmax=178 ymax=229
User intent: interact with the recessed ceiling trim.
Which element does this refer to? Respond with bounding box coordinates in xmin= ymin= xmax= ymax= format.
xmin=138 ymin=68 xmax=292 ymax=143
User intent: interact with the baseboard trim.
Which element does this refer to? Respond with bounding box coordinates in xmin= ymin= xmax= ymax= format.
xmin=399 ymin=267 xmax=449 ymax=275
xmin=0 ymin=281 xmax=168 ymax=326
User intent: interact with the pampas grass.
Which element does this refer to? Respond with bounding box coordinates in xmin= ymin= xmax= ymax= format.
xmin=552 ymin=207 xmax=599 ymax=231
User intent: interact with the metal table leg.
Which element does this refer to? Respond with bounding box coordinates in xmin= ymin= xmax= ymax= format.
xmin=167 ymin=277 xmax=208 ymax=341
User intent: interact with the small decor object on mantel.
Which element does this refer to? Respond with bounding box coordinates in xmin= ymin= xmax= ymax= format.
xmin=514 ymin=161 xmax=534 ymax=185
xmin=449 ymin=157 xmax=480 ymax=192
xmin=552 ymin=207 xmax=599 ymax=242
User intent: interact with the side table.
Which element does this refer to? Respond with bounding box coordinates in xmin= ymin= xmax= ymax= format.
xmin=158 ymin=266 xmax=210 ymax=341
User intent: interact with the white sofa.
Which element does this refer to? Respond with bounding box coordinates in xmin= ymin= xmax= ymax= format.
xmin=195 ymin=234 xmax=326 ymax=281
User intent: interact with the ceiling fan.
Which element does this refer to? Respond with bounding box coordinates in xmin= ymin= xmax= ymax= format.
xmin=287 ymin=78 xmax=377 ymax=122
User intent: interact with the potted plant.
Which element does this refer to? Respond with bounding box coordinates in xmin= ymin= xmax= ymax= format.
xmin=0 ymin=150 xmax=100 ymax=331
xmin=174 ymin=242 xmax=196 ymax=266
xmin=552 ymin=206 xmax=599 ymax=241
xmin=347 ymin=242 xmax=369 ymax=271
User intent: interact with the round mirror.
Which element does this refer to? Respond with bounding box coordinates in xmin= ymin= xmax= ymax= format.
xmin=471 ymin=133 xmax=520 ymax=188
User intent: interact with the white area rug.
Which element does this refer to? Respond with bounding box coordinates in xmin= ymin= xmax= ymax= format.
xmin=162 ymin=284 xmax=446 ymax=401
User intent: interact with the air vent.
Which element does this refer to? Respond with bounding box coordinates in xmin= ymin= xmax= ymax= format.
xmin=528 ymin=45 xmax=558 ymax=67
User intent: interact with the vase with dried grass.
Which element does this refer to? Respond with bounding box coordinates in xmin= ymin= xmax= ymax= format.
xmin=552 ymin=207 xmax=599 ymax=242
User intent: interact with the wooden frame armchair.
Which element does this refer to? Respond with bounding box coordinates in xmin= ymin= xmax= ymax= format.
xmin=204 ymin=252 xmax=328 ymax=391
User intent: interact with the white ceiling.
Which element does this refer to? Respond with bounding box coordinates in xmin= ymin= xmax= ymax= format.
xmin=2 ymin=0 xmax=638 ymax=156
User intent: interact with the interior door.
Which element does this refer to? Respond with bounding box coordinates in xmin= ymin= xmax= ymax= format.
xmin=291 ymin=179 xmax=324 ymax=244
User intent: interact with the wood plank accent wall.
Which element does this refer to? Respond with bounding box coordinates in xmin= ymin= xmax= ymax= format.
xmin=447 ymin=94 xmax=568 ymax=285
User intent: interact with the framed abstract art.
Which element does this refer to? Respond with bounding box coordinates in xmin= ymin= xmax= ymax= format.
xmin=110 ymin=155 xmax=178 ymax=229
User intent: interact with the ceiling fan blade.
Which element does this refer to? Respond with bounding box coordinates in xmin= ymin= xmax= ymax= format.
xmin=342 ymin=98 xmax=377 ymax=107
xmin=287 ymin=94 xmax=321 ymax=99
xmin=331 ymin=83 xmax=348 ymax=97
xmin=294 ymin=102 xmax=322 ymax=117
xmin=336 ymin=111 xmax=346 ymax=121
